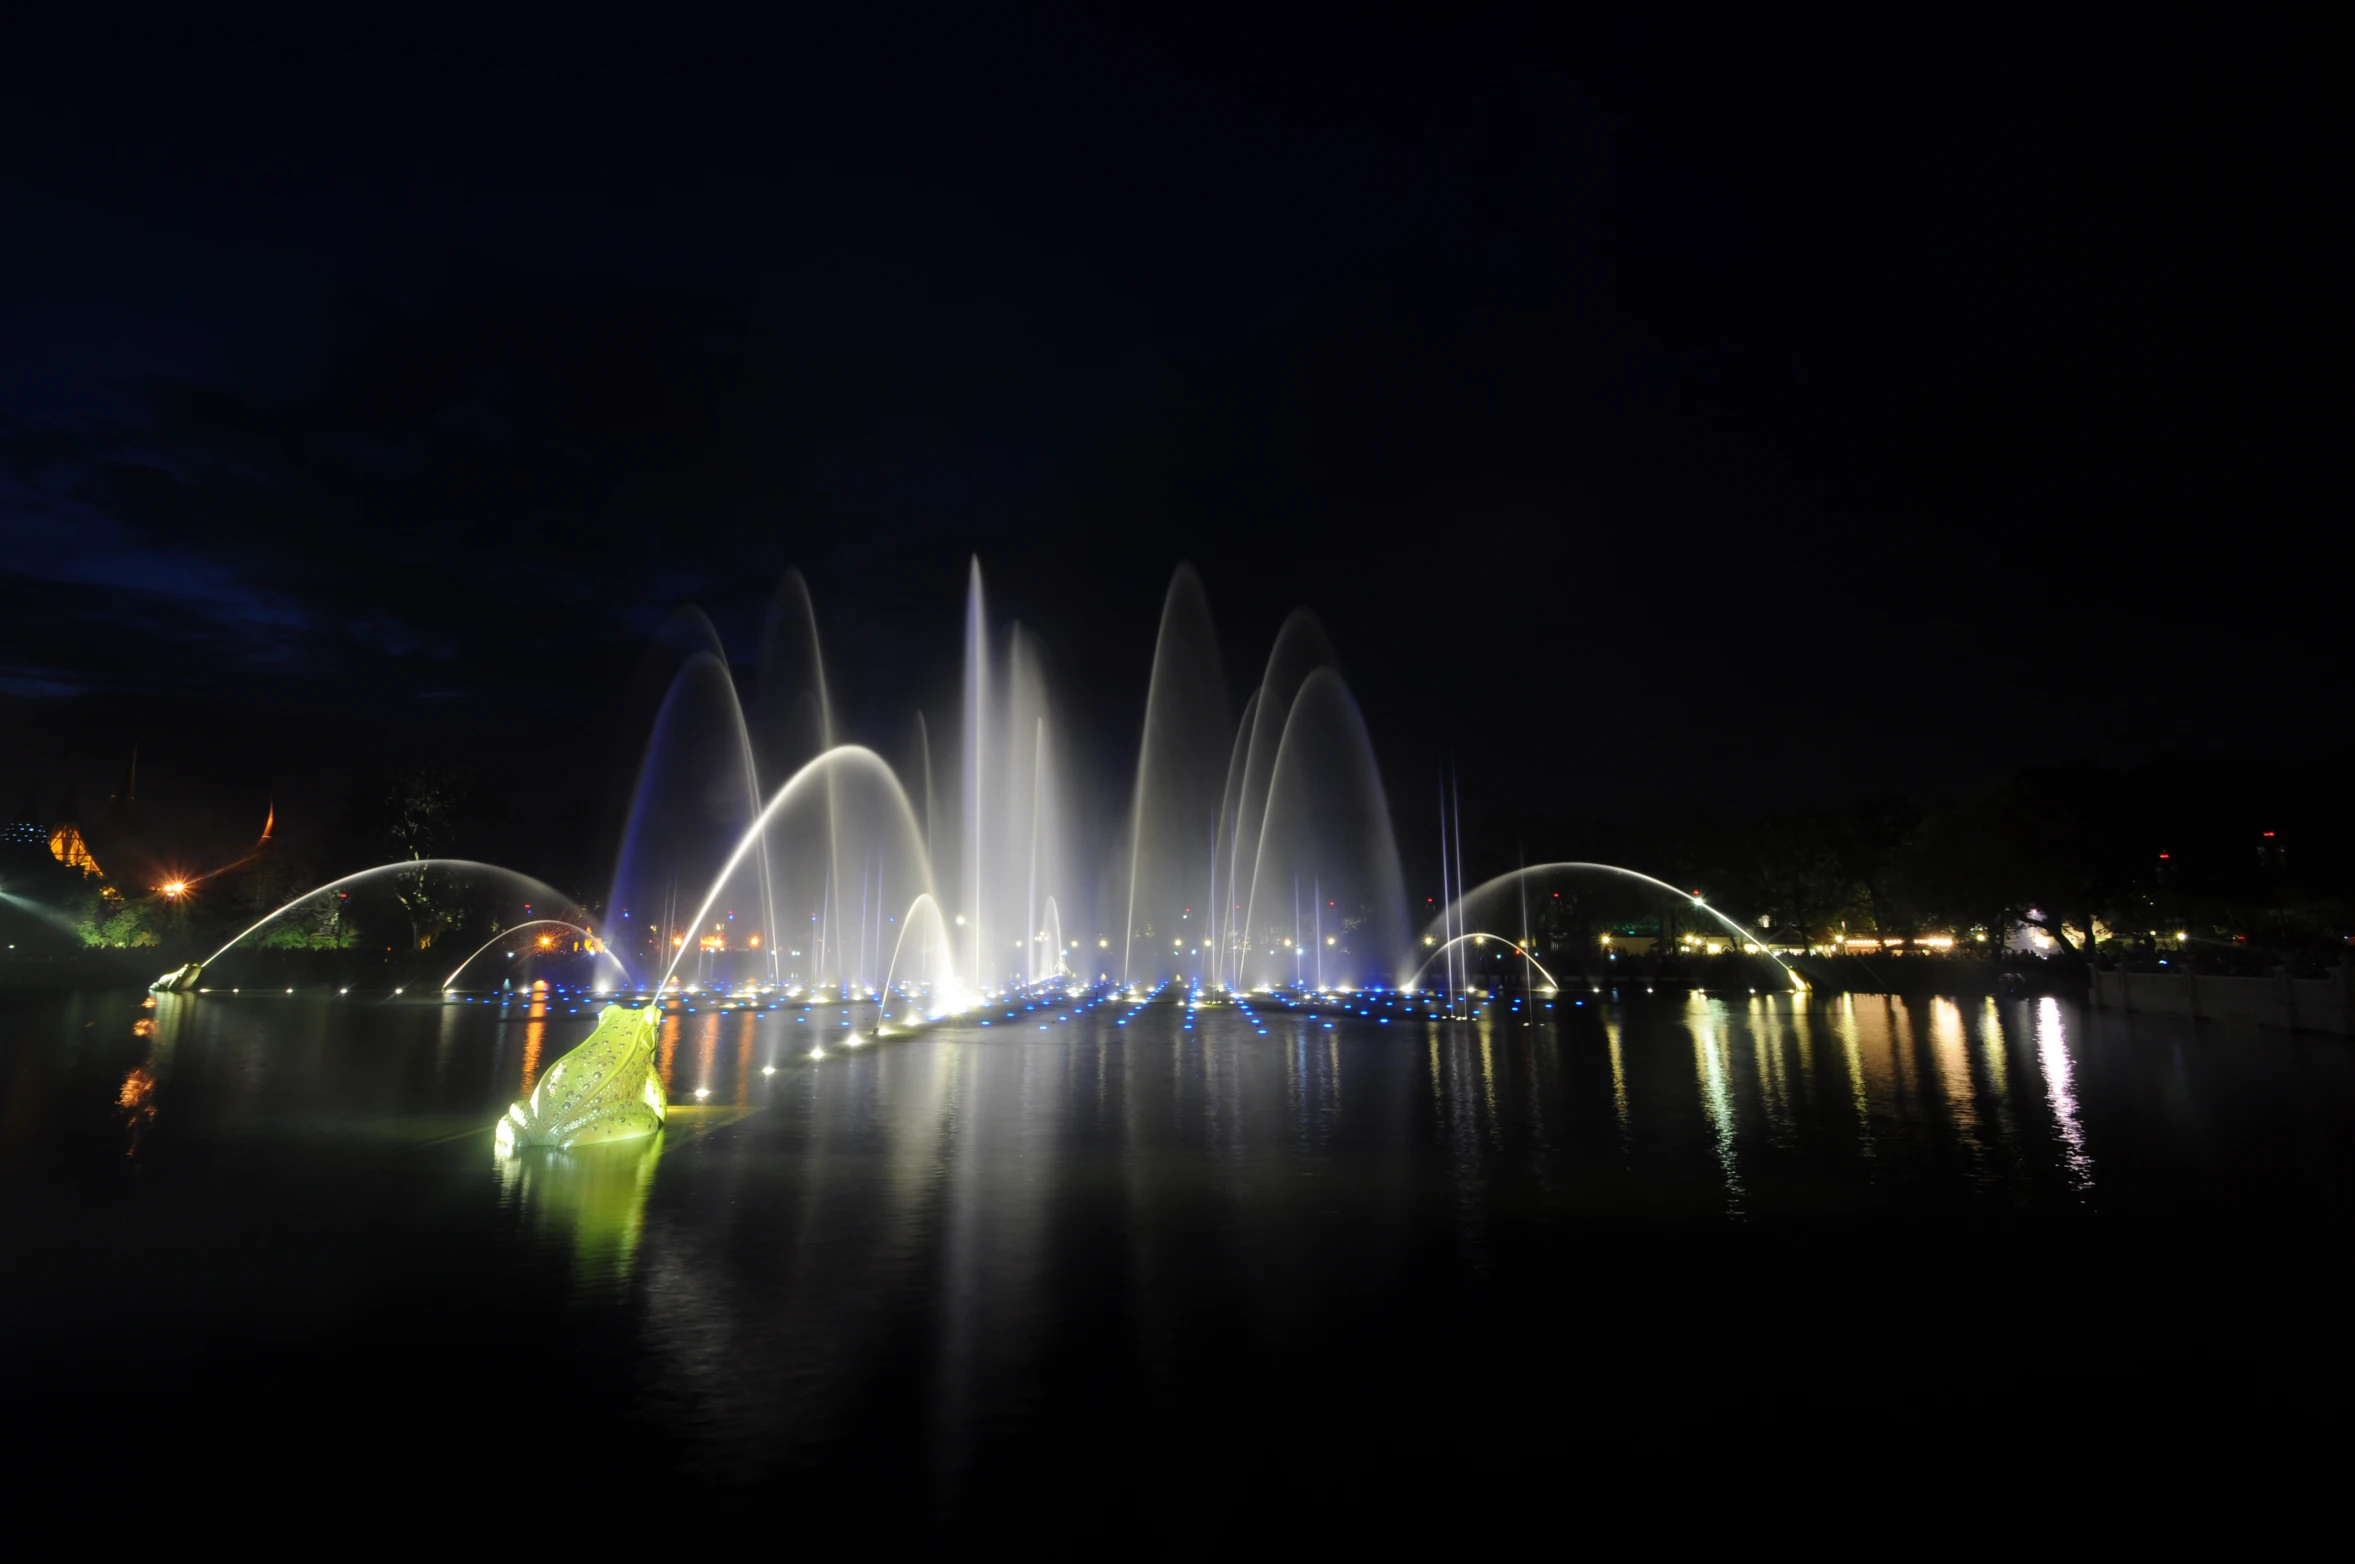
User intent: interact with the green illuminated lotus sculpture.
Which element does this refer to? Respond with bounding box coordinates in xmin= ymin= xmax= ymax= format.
xmin=495 ymin=1003 xmax=666 ymax=1153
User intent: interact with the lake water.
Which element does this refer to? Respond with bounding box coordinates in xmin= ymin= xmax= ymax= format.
xmin=5 ymin=980 xmax=2349 ymax=1531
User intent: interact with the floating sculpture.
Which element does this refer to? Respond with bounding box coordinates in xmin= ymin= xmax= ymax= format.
xmin=150 ymin=962 xmax=203 ymax=993
xmin=495 ymin=1003 xmax=666 ymax=1153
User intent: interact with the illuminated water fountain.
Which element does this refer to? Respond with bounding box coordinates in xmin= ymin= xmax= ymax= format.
xmin=154 ymin=557 xmax=1795 ymax=1151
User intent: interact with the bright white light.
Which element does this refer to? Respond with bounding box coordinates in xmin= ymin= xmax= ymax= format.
xmin=694 ymin=1087 xmax=710 ymax=1100
xmin=761 ymin=1065 xmax=776 ymax=1075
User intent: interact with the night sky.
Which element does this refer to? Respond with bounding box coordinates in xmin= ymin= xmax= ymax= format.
xmin=3 ymin=10 xmax=2339 ymax=885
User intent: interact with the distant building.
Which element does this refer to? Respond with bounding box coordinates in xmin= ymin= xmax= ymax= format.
xmin=46 ymin=783 xmax=105 ymax=878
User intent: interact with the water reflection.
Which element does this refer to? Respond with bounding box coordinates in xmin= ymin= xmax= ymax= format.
xmin=1829 ymin=997 xmax=1876 ymax=1164
xmin=1689 ymin=998 xmax=1744 ymax=1216
xmin=1750 ymin=998 xmax=1795 ymax=1148
xmin=1929 ymin=998 xmax=1985 ymax=1180
xmin=119 ymin=993 xmax=191 ymax=1160
xmin=498 ymin=1134 xmax=664 ymax=1282
xmin=2035 ymin=996 xmax=2095 ymax=1194
xmin=1604 ymin=1016 xmax=1630 ymax=1151
xmin=11 ymin=982 xmax=2354 ymax=1513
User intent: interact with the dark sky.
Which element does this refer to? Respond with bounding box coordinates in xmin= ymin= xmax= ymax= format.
xmin=2 ymin=8 xmax=2341 ymax=883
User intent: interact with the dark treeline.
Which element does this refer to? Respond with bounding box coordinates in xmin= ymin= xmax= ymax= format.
xmin=1545 ymin=750 xmax=2355 ymax=976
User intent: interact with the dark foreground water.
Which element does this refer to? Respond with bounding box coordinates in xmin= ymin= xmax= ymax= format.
xmin=5 ymin=981 xmax=2350 ymax=1532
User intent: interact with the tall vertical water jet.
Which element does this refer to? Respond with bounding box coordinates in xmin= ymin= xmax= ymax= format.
xmin=913 ymin=711 xmax=936 ymax=861
xmin=963 ymin=558 xmax=987 ymax=986
xmin=751 ymin=568 xmax=835 ymax=784
xmin=1026 ymin=716 xmax=1044 ymax=984
xmin=753 ymin=569 xmax=850 ymax=992
xmin=1216 ymin=611 xmax=1338 ymax=987
xmin=882 ymin=893 xmax=956 ymax=999
xmin=1208 ymin=689 xmax=1260 ymax=987
xmin=1121 ymin=565 xmax=1229 ymax=985
xmin=1235 ymin=668 xmax=1408 ymax=990
xmin=606 ymin=649 xmax=777 ymax=987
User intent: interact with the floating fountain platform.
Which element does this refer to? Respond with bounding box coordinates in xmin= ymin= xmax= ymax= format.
xmin=150 ymin=963 xmax=203 ymax=994
xmin=495 ymin=1003 xmax=666 ymax=1153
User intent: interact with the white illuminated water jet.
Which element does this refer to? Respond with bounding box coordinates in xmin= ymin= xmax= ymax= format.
xmin=151 ymin=858 xmax=604 ymax=994
xmin=439 ymin=919 xmax=630 ymax=992
xmin=1421 ymin=864 xmax=1809 ymax=997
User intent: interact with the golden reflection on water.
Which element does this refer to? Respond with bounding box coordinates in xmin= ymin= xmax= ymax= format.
xmin=519 ymin=995 xmax=548 ymax=1094
xmin=1829 ymin=997 xmax=1875 ymax=1162
xmin=1839 ymin=998 xmax=1921 ymax=1153
xmin=1478 ymin=1026 xmax=1498 ymax=1134
xmin=1883 ymin=998 xmax=1919 ymax=1123
xmin=1929 ymin=998 xmax=1981 ymax=1155
xmin=118 ymin=992 xmax=192 ymax=1159
xmin=117 ymin=1065 xmax=157 ymax=1154
xmin=656 ymin=1010 xmax=681 ymax=1092
xmin=1604 ymin=1017 xmax=1629 ymax=1143
xmin=1978 ymin=998 xmax=2009 ymax=1094
xmin=735 ymin=1014 xmax=757 ymax=1106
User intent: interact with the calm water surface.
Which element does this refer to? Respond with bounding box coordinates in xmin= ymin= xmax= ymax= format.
xmin=5 ymin=981 xmax=2349 ymax=1527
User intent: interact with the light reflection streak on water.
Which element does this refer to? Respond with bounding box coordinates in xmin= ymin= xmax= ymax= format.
xmin=1831 ymin=998 xmax=1875 ymax=1164
xmin=2036 ymin=997 xmax=2095 ymax=1193
xmin=1930 ymin=999 xmax=1984 ymax=1178
xmin=656 ymin=1010 xmax=680 ymax=1092
xmin=1690 ymin=1000 xmax=1744 ymax=1217
xmin=1882 ymin=998 xmax=1919 ymax=1130
xmin=1751 ymin=998 xmax=1794 ymax=1148
xmin=1287 ymin=1029 xmax=1307 ymax=1151
xmin=1431 ymin=1027 xmax=1490 ymax=1268
xmin=695 ymin=1015 xmax=720 ymax=1100
xmin=1478 ymin=1024 xmax=1501 ymax=1149
xmin=1520 ymin=1024 xmax=1553 ymax=1171
xmin=520 ymin=999 xmax=547 ymax=1093
xmin=435 ymin=1001 xmax=462 ymax=1087
xmin=1973 ymin=997 xmax=2025 ymax=1193
xmin=1978 ymin=998 xmax=2009 ymax=1097
xmin=1604 ymin=1016 xmax=1630 ymax=1151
